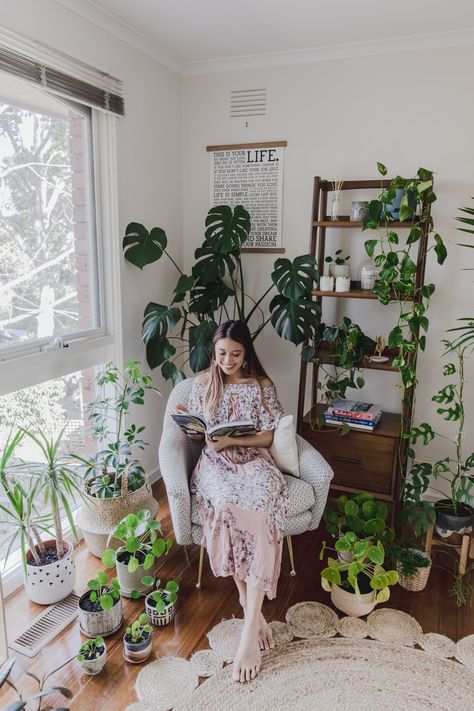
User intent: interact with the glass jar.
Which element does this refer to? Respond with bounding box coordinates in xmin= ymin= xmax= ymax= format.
xmin=359 ymin=258 xmax=377 ymax=291
xmin=330 ymin=194 xmax=341 ymax=221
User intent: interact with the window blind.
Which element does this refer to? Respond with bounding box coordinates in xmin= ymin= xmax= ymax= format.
xmin=0 ymin=29 xmax=124 ymax=116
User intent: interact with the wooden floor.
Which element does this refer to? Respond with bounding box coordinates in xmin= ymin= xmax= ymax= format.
xmin=1 ymin=479 xmax=473 ymax=710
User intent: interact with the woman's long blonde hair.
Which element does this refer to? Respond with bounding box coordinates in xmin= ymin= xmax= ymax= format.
xmin=203 ymin=320 xmax=271 ymax=419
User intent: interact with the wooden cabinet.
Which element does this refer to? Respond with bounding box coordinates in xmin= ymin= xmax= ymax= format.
xmin=297 ymin=177 xmax=431 ymax=517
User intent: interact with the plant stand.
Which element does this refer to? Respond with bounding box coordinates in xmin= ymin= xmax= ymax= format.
xmin=425 ymin=524 xmax=474 ymax=575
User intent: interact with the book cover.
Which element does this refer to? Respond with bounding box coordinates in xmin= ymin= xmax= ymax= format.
xmin=326 ymin=399 xmax=381 ymax=420
xmin=324 ymin=416 xmax=381 ymax=431
xmin=323 ymin=412 xmax=382 ymax=426
xmin=171 ymin=412 xmax=256 ymax=439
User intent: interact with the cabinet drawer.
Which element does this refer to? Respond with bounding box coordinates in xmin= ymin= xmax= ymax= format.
xmin=301 ymin=425 xmax=397 ymax=496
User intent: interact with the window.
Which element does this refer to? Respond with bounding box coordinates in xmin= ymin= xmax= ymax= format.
xmin=0 ymin=80 xmax=101 ymax=353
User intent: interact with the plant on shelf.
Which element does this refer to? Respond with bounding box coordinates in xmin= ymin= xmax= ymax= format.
xmin=144 ymin=578 xmax=180 ymax=627
xmin=0 ymin=656 xmax=74 ymax=711
xmin=77 ymin=635 xmax=107 ymax=676
xmin=323 ymin=492 xmax=393 ymax=544
xmin=123 ymin=612 xmax=153 ymax=663
xmin=320 ymin=533 xmax=399 ymax=617
xmin=78 ymin=571 xmax=123 ymax=638
xmin=304 ymin=318 xmax=376 ymax=420
xmin=385 ymin=539 xmax=431 ymax=592
xmin=325 ymin=249 xmax=351 ymax=278
xmin=402 ymin=339 xmax=474 ymax=536
xmin=102 ymin=509 xmax=172 ymax=597
xmin=122 ymin=205 xmax=320 ymax=383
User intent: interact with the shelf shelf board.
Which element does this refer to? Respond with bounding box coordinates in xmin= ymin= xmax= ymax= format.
xmin=315 ymin=351 xmax=399 ymax=373
xmin=311 ymin=284 xmax=414 ymax=301
xmin=313 ymin=217 xmax=421 ymax=229
xmin=302 ymin=404 xmax=401 ymax=438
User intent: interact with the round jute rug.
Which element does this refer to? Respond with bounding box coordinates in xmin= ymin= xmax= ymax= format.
xmin=173 ymin=637 xmax=474 ymax=711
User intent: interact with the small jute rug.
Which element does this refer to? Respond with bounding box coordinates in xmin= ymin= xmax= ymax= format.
xmin=125 ymin=604 xmax=474 ymax=711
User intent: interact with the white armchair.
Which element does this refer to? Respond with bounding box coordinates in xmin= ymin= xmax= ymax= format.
xmin=159 ymin=379 xmax=333 ymax=587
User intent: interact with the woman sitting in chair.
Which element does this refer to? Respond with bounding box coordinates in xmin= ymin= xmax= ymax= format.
xmin=176 ymin=319 xmax=288 ymax=683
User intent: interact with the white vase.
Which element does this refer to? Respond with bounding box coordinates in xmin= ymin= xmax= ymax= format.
xmin=335 ymin=276 xmax=351 ymax=292
xmin=330 ymin=264 xmax=351 ymax=279
xmin=24 ymin=539 xmax=75 ymax=605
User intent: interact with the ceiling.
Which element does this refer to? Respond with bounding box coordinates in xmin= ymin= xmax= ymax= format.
xmin=56 ymin=0 xmax=474 ymax=73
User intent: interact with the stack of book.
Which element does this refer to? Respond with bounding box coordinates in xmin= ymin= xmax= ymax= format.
xmin=324 ymin=399 xmax=382 ymax=431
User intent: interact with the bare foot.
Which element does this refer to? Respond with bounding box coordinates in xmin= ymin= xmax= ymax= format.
xmin=258 ymin=614 xmax=275 ymax=651
xmin=233 ymin=622 xmax=261 ymax=683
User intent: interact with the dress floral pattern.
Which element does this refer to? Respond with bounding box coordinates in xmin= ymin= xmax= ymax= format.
xmin=188 ymin=381 xmax=288 ymax=599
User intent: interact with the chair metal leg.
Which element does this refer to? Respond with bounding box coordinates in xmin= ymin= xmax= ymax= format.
xmin=196 ymin=544 xmax=205 ymax=589
xmin=287 ymin=535 xmax=296 ymax=576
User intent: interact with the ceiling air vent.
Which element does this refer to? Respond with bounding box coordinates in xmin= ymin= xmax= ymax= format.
xmin=230 ymin=89 xmax=267 ymax=118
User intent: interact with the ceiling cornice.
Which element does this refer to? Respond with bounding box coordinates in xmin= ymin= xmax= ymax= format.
xmin=53 ymin=0 xmax=183 ymax=74
xmin=53 ymin=1 xmax=474 ymax=77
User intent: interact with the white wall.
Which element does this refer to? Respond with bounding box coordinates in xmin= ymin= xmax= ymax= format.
xmin=1 ymin=0 xmax=182 ymax=474
xmin=182 ymin=45 xmax=474 ymax=469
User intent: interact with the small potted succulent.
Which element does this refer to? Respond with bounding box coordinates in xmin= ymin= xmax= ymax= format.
xmin=77 ymin=635 xmax=107 ymax=675
xmin=101 ymin=509 xmax=172 ymax=597
xmin=123 ymin=612 xmax=153 ymax=664
xmin=78 ymin=570 xmax=123 ymax=637
xmin=144 ymin=578 xmax=180 ymax=626
xmin=386 ymin=540 xmax=432 ymax=592
xmin=325 ymin=249 xmax=351 ymax=278
xmin=320 ymin=532 xmax=399 ymax=617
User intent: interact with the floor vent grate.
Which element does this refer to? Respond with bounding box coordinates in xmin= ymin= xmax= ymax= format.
xmin=9 ymin=592 xmax=80 ymax=658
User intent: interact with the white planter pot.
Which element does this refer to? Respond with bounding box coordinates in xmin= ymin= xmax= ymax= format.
xmin=78 ymin=646 xmax=107 ymax=675
xmin=115 ymin=548 xmax=154 ymax=598
xmin=24 ymin=539 xmax=75 ymax=605
xmin=78 ymin=592 xmax=123 ymax=637
xmin=123 ymin=632 xmax=152 ymax=664
xmin=330 ymin=583 xmax=376 ymax=618
xmin=330 ymin=264 xmax=351 ymax=279
xmin=145 ymin=594 xmax=176 ymax=627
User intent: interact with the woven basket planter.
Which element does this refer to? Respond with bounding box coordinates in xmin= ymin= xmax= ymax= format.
xmin=145 ymin=594 xmax=176 ymax=627
xmin=397 ymin=552 xmax=432 ymax=592
xmin=77 ymin=470 xmax=158 ymax=558
xmin=330 ymin=583 xmax=377 ymax=618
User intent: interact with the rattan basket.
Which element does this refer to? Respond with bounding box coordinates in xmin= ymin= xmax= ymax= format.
xmin=397 ymin=551 xmax=432 ymax=592
xmin=330 ymin=583 xmax=377 ymax=618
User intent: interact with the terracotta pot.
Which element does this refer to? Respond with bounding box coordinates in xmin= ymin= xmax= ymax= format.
xmin=24 ymin=539 xmax=75 ymax=605
xmin=78 ymin=592 xmax=123 ymax=638
xmin=123 ymin=632 xmax=152 ymax=664
xmin=145 ymin=594 xmax=176 ymax=627
xmin=330 ymin=583 xmax=376 ymax=618
xmin=77 ymin=646 xmax=107 ymax=675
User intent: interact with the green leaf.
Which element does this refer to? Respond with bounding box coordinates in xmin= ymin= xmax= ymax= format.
xmin=344 ymin=500 xmax=359 ymax=517
xmin=152 ymin=538 xmax=166 ymax=557
xmin=123 ymin=222 xmax=167 ymax=270
xmin=87 ymin=579 xmax=100 ymax=591
xmin=128 ymin=556 xmax=139 ymax=573
xmin=375 ymin=587 xmax=391 ymax=604
xmin=321 ymin=566 xmax=341 ymax=585
xmin=100 ymin=594 xmax=114 ymax=612
xmin=364 ymin=239 xmax=378 ymax=257
xmin=142 ymin=303 xmax=181 ymax=345
xmin=205 ymin=205 xmax=251 ymax=253
xmin=271 ymin=254 xmax=318 ymax=300
xmin=399 ymin=204 xmax=414 ymax=222
xmin=335 ymin=538 xmax=351 ymax=552
xmin=367 ymin=546 xmax=384 ymax=565
xmin=269 ymin=294 xmax=321 ymax=346
xmin=407 ymin=227 xmax=421 ymax=245
xmin=189 ymin=320 xmax=217 ymax=372
xmin=434 ymin=234 xmax=447 ymax=265
xmin=143 ymin=553 xmax=155 ymax=570
xmin=377 ymin=162 xmax=387 ymax=176
xmin=101 ymin=550 xmax=116 ymax=569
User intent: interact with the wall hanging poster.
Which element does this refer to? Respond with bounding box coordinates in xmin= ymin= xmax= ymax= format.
xmin=207 ymin=141 xmax=287 ymax=252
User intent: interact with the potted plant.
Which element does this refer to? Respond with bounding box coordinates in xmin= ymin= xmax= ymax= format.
xmin=386 ymin=540 xmax=432 ymax=592
xmin=78 ymin=571 xmax=123 ymax=637
xmin=320 ymin=532 xmax=399 ymax=617
xmin=325 ymin=249 xmax=351 ymax=278
xmin=0 ymin=426 xmax=82 ymax=605
xmin=74 ymin=361 xmax=160 ymax=557
xmin=77 ymin=635 xmax=107 ymax=675
xmin=403 ymin=340 xmax=474 ymax=539
xmin=144 ymin=578 xmax=180 ymax=626
xmin=101 ymin=509 xmax=172 ymax=597
xmin=123 ymin=612 xmax=153 ymax=663
xmin=0 ymin=656 xmax=74 ymax=710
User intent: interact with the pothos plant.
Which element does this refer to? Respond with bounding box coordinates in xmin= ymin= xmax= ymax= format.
xmin=402 ymin=340 xmax=474 ymax=534
xmin=122 ymin=205 xmax=320 ymax=383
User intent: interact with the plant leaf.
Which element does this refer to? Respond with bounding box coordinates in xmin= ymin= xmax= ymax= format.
xmin=123 ymin=223 xmax=167 ymax=270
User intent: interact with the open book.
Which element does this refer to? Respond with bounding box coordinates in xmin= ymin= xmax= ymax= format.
xmin=171 ymin=412 xmax=257 ymax=439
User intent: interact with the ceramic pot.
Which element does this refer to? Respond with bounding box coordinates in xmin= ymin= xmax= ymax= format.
xmin=384 ymin=188 xmax=417 ymax=220
xmin=78 ymin=591 xmax=123 ymax=638
xmin=145 ymin=594 xmax=176 ymax=627
xmin=24 ymin=539 xmax=75 ymax=605
xmin=115 ymin=547 xmax=154 ymax=598
xmin=77 ymin=645 xmax=107 ymax=675
xmin=330 ymin=583 xmax=376 ymax=617
xmin=123 ymin=632 xmax=152 ymax=663
xmin=330 ymin=264 xmax=351 ymax=279
xmin=435 ymin=499 xmax=474 ymax=538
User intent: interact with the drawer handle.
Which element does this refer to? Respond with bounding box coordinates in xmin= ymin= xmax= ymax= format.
xmin=332 ymin=455 xmax=362 ymax=464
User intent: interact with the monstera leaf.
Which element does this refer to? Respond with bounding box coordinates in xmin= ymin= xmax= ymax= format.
xmin=192 ymin=245 xmax=238 ymax=285
xmin=141 ymin=303 xmax=181 ymax=369
xmin=123 ymin=222 xmax=167 ymax=269
xmin=188 ymin=280 xmax=233 ymax=315
xmin=189 ymin=321 xmax=217 ymax=372
xmin=271 ymin=255 xmax=318 ymax=300
xmin=205 ymin=205 xmax=251 ymax=253
xmin=269 ymin=295 xmax=321 ymax=345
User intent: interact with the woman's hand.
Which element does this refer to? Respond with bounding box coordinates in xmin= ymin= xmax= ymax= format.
xmin=206 ymin=434 xmax=234 ymax=453
xmin=174 ymin=404 xmax=189 ymax=414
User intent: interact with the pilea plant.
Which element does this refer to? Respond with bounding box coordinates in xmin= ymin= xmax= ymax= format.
xmin=325 ymin=249 xmax=350 ymax=267
xmin=324 ymin=493 xmax=393 ymax=544
xmin=102 ymin=510 xmax=172 ymax=573
xmin=86 ymin=571 xmax=121 ymax=611
xmin=122 ymin=205 xmax=320 ymax=383
xmin=142 ymin=577 xmax=179 ymax=612
xmin=402 ymin=340 xmax=474 ymax=534
xmin=77 ymin=636 xmax=105 ymax=661
xmin=125 ymin=613 xmax=152 ymax=644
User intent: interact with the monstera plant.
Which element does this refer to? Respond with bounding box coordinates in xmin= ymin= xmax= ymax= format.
xmin=123 ymin=205 xmax=320 ymax=382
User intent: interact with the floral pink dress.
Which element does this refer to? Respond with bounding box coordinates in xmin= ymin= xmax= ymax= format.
xmin=188 ymin=381 xmax=288 ymax=599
